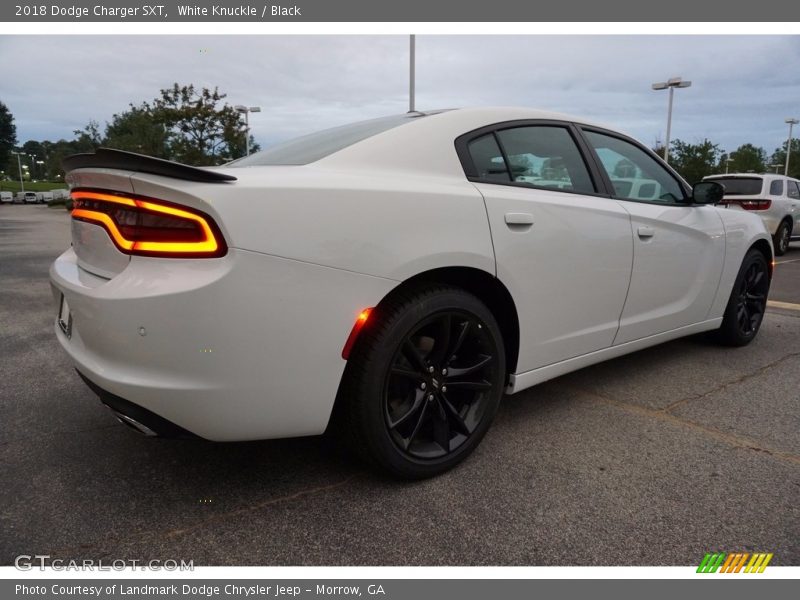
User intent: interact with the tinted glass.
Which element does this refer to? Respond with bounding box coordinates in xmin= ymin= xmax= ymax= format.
xmin=584 ymin=131 xmax=685 ymax=203
xmin=468 ymin=134 xmax=511 ymax=182
xmin=769 ymin=180 xmax=784 ymax=196
xmin=788 ymin=181 xmax=800 ymax=199
xmin=705 ymin=177 xmax=764 ymax=196
xmin=494 ymin=126 xmax=595 ymax=194
xmin=230 ymin=114 xmax=426 ymax=166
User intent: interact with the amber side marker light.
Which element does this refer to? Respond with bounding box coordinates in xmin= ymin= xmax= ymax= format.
xmin=70 ymin=189 xmax=227 ymax=258
xmin=342 ymin=308 xmax=373 ymax=360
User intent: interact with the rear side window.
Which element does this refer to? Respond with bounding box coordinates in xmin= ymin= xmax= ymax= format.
xmin=494 ymin=126 xmax=596 ymax=194
xmin=769 ymin=180 xmax=784 ymax=196
xmin=707 ymin=177 xmax=764 ymax=196
xmin=788 ymin=181 xmax=800 ymax=199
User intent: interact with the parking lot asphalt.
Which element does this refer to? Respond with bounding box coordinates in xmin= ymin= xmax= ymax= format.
xmin=1 ymin=205 xmax=798 ymax=566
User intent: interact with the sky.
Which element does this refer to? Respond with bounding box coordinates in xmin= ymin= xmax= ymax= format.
xmin=1 ymin=35 xmax=799 ymax=155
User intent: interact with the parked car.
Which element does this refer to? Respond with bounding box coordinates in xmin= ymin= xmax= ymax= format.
xmin=51 ymin=188 xmax=69 ymax=200
xmin=703 ymin=172 xmax=800 ymax=255
xmin=52 ymin=107 xmax=773 ymax=478
xmin=0 ymin=191 xmax=12 ymax=204
xmin=40 ymin=191 xmax=54 ymax=204
xmin=17 ymin=191 xmax=38 ymax=204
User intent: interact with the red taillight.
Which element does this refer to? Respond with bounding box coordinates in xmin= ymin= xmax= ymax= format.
xmin=70 ymin=189 xmax=227 ymax=258
xmin=341 ymin=308 xmax=372 ymax=360
xmin=737 ymin=199 xmax=772 ymax=211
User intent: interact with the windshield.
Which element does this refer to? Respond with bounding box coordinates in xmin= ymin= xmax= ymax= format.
xmin=230 ymin=113 xmax=435 ymax=167
xmin=706 ymin=176 xmax=763 ymax=196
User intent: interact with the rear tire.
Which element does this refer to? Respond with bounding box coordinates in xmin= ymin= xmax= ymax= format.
xmin=338 ymin=285 xmax=506 ymax=479
xmin=715 ymin=249 xmax=770 ymax=346
xmin=773 ymin=221 xmax=791 ymax=256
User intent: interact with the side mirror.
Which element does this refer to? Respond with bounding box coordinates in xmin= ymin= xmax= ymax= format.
xmin=692 ymin=181 xmax=724 ymax=205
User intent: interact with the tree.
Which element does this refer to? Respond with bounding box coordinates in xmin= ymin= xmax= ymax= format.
xmin=0 ymin=101 xmax=17 ymax=176
xmin=152 ymin=83 xmax=245 ymax=165
xmin=729 ymin=143 xmax=767 ymax=174
xmin=667 ymin=138 xmax=723 ymax=183
xmin=104 ymin=103 xmax=169 ymax=158
xmin=769 ymin=139 xmax=800 ymax=179
xmin=73 ymin=121 xmax=102 ymax=153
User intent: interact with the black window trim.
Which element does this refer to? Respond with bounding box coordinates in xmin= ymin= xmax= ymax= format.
xmin=576 ymin=125 xmax=694 ymax=206
xmin=454 ymin=119 xmax=612 ymax=199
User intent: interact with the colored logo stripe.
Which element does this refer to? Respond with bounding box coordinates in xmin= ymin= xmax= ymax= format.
xmin=697 ymin=552 xmax=773 ymax=573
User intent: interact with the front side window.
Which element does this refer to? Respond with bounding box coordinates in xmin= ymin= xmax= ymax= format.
xmin=769 ymin=179 xmax=784 ymax=196
xmin=583 ymin=130 xmax=686 ymax=203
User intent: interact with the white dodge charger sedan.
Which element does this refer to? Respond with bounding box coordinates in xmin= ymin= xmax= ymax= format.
xmin=51 ymin=107 xmax=773 ymax=478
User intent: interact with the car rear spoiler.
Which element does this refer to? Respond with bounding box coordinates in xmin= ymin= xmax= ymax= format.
xmin=62 ymin=148 xmax=237 ymax=183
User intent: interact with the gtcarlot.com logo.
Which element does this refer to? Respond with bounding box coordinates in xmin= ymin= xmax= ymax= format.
xmin=697 ymin=552 xmax=773 ymax=573
xmin=14 ymin=555 xmax=194 ymax=571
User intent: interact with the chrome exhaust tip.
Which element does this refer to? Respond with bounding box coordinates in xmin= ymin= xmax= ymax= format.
xmin=113 ymin=411 xmax=159 ymax=437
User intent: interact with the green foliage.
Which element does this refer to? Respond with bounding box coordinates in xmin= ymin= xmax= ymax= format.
xmin=152 ymin=83 xmax=248 ymax=165
xmin=769 ymin=139 xmax=800 ymax=179
xmin=104 ymin=103 xmax=169 ymax=158
xmin=0 ymin=101 xmax=17 ymax=174
xmin=728 ymin=143 xmax=767 ymax=174
xmin=667 ymin=138 xmax=723 ymax=183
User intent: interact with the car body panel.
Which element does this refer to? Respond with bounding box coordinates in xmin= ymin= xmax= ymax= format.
xmin=50 ymin=246 xmax=395 ymax=440
xmin=613 ymin=203 xmax=726 ymax=344
xmin=475 ymin=182 xmax=633 ymax=371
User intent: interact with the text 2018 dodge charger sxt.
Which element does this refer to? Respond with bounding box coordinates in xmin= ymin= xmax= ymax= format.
xmin=51 ymin=107 xmax=773 ymax=478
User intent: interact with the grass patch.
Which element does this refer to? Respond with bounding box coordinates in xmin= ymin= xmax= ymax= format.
xmin=0 ymin=181 xmax=68 ymax=193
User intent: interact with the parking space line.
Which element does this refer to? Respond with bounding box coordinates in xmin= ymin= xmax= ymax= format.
xmin=559 ymin=383 xmax=800 ymax=467
xmin=774 ymin=257 xmax=800 ymax=265
xmin=767 ymin=300 xmax=800 ymax=311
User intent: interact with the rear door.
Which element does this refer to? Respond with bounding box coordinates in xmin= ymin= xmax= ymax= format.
xmin=580 ymin=128 xmax=726 ymax=344
xmin=459 ymin=122 xmax=634 ymax=372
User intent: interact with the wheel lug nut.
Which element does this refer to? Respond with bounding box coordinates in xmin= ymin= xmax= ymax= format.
xmin=441 ymin=385 xmax=447 ymax=393
xmin=441 ymin=368 xmax=447 ymax=376
xmin=420 ymin=382 xmax=427 ymax=390
xmin=427 ymin=394 xmax=434 ymax=402
xmin=428 ymin=366 xmax=434 ymax=373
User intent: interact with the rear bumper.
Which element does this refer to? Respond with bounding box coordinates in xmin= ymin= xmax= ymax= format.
xmin=50 ymin=246 xmax=395 ymax=441
xmin=77 ymin=370 xmax=199 ymax=439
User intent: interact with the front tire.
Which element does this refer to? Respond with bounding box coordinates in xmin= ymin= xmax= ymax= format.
xmin=715 ymin=249 xmax=770 ymax=346
xmin=339 ymin=285 xmax=506 ymax=479
xmin=773 ymin=221 xmax=791 ymax=256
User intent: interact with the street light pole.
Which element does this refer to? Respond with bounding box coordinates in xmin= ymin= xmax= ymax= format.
xmin=652 ymin=77 xmax=692 ymax=165
xmin=785 ymin=118 xmax=798 ymax=176
xmin=234 ymin=105 xmax=261 ymax=157
xmin=409 ymin=34 xmax=416 ymax=113
xmin=12 ymin=151 xmax=26 ymax=194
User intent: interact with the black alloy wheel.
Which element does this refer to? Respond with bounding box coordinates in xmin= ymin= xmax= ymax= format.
xmin=338 ymin=285 xmax=506 ymax=478
xmin=716 ymin=249 xmax=771 ymax=346
xmin=734 ymin=260 xmax=769 ymax=337
xmin=384 ymin=311 xmax=498 ymax=460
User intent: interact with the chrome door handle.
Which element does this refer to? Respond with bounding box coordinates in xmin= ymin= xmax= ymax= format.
xmin=637 ymin=226 xmax=655 ymax=238
xmin=504 ymin=212 xmax=534 ymax=226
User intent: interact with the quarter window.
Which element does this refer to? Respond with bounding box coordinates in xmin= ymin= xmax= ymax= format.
xmin=788 ymin=181 xmax=800 ymax=199
xmin=583 ymin=130 xmax=685 ymax=203
xmin=769 ymin=180 xmax=784 ymax=196
xmin=467 ymin=134 xmax=511 ymax=183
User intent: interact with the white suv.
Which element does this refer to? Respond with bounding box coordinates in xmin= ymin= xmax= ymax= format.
xmin=704 ymin=173 xmax=800 ymax=255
